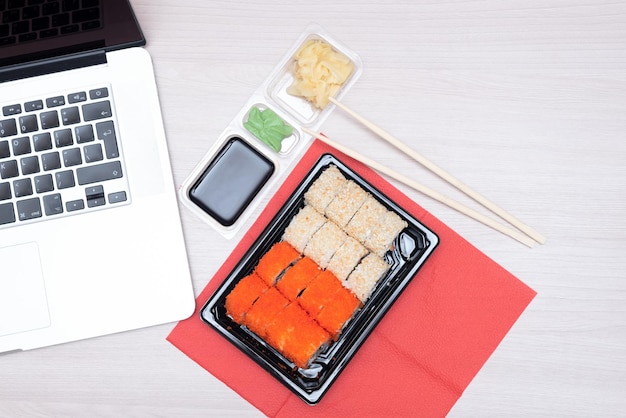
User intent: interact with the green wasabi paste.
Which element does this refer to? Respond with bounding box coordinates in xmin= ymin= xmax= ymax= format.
xmin=244 ymin=107 xmax=293 ymax=152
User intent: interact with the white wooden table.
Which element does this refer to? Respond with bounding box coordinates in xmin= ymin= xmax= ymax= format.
xmin=2 ymin=1 xmax=625 ymax=416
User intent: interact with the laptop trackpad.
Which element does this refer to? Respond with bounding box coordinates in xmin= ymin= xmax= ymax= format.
xmin=0 ymin=242 xmax=51 ymax=337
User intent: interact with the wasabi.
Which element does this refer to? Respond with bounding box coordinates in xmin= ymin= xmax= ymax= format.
xmin=244 ymin=107 xmax=293 ymax=152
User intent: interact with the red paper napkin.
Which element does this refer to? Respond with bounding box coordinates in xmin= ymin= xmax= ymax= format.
xmin=167 ymin=139 xmax=536 ymax=417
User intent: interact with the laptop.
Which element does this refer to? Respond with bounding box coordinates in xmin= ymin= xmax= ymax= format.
xmin=0 ymin=0 xmax=195 ymax=354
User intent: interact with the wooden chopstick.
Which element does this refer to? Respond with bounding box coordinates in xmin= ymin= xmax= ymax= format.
xmin=302 ymin=127 xmax=536 ymax=248
xmin=328 ymin=96 xmax=546 ymax=245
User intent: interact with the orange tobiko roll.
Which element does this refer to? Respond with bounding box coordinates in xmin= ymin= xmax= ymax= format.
xmin=243 ymin=287 xmax=289 ymax=339
xmin=315 ymin=286 xmax=361 ymax=339
xmin=297 ymin=270 xmax=344 ymax=317
xmin=276 ymin=256 xmax=321 ymax=301
xmin=266 ymin=302 xmax=330 ymax=369
xmin=254 ymin=241 xmax=301 ymax=286
xmin=224 ymin=273 xmax=269 ymax=323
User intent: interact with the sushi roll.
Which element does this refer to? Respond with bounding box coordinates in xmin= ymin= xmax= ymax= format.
xmin=282 ymin=205 xmax=326 ymax=253
xmin=325 ymin=180 xmax=369 ymax=227
xmin=225 ymin=273 xmax=269 ymax=323
xmin=304 ymin=165 xmax=347 ymax=213
xmin=345 ymin=195 xmax=388 ymax=248
xmin=222 ymin=162 xmax=414 ymax=368
xmin=303 ymin=221 xmax=348 ymax=268
xmin=265 ymin=302 xmax=330 ymax=369
xmin=297 ymin=270 xmax=344 ymax=317
xmin=345 ymin=253 xmax=390 ymax=302
xmin=326 ymin=236 xmax=368 ymax=281
xmin=254 ymin=241 xmax=300 ymax=285
xmin=276 ymin=256 xmax=322 ymax=301
xmin=243 ymin=287 xmax=289 ymax=339
xmin=365 ymin=210 xmax=408 ymax=257
xmin=315 ymin=285 xmax=361 ymax=339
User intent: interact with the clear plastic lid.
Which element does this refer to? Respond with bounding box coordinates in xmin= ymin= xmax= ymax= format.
xmin=180 ymin=24 xmax=363 ymax=238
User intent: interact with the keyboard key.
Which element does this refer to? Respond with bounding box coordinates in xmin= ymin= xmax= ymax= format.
xmin=0 ymin=140 xmax=9 ymax=158
xmin=3 ymin=9 xmax=20 ymax=23
xmin=43 ymin=2 xmax=60 ymax=16
xmin=43 ymin=193 xmax=63 ymax=216
xmin=33 ymin=132 xmax=52 ymax=151
xmin=31 ymin=17 xmax=49 ymax=32
xmin=54 ymin=128 xmax=73 ymax=147
xmin=41 ymin=151 xmax=61 ymax=171
xmin=88 ymin=195 xmax=106 ymax=207
xmin=89 ymin=87 xmax=108 ymax=100
xmin=19 ymin=114 xmax=38 ymax=133
xmin=62 ymin=0 xmax=79 ymax=12
xmin=68 ymin=91 xmax=87 ymax=103
xmin=86 ymin=184 xmax=105 ymax=207
xmin=62 ymin=147 xmax=81 ymax=166
xmin=11 ymin=136 xmax=31 ymax=155
xmin=25 ymin=100 xmax=44 ymax=112
xmin=22 ymin=5 xmax=41 ymax=20
xmin=40 ymin=110 xmax=60 ymax=129
xmin=61 ymin=24 xmax=79 ymax=34
xmin=0 ymin=119 xmax=17 ymax=137
xmin=46 ymin=96 xmax=65 ymax=108
xmin=95 ymin=120 xmax=118 ymax=158
xmin=0 ymin=160 xmax=18 ymax=179
xmin=61 ymin=106 xmax=80 ymax=125
xmin=0 ymin=182 xmax=11 ymax=200
xmin=84 ymin=143 xmax=103 ymax=163
xmin=34 ymin=174 xmax=54 ymax=193
xmin=2 ymin=104 xmax=21 ymax=116
xmin=41 ymin=28 xmax=59 ymax=38
xmin=85 ymin=185 xmax=103 ymax=198
xmin=82 ymin=100 xmax=111 ymax=121
xmin=83 ymin=0 xmax=101 ymax=8
xmin=11 ymin=20 xmax=29 ymax=35
xmin=75 ymin=124 xmax=94 ymax=143
xmin=18 ymin=32 xmax=37 ymax=42
xmin=13 ymin=178 xmax=33 ymax=197
xmin=76 ymin=160 xmax=122 ymax=185
xmin=73 ymin=7 xmax=99 ymax=23
xmin=8 ymin=1 xmax=26 ymax=9
xmin=82 ymin=21 xmax=100 ymax=31
xmin=51 ymin=13 xmax=69 ymax=27
xmin=20 ymin=155 xmax=40 ymax=175
xmin=0 ymin=202 xmax=15 ymax=225
xmin=55 ymin=170 xmax=75 ymax=189
xmin=0 ymin=37 xmax=15 ymax=47
xmin=108 ymin=191 xmax=127 ymax=204
xmin=66 ymin=199 xmax=84 ymax=212
xmin=16 ymin=197 xmax=42 ymax=221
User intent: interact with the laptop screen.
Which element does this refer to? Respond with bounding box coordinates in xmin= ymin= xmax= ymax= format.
xmin=0 ymin=0 xmax=145 ymax=68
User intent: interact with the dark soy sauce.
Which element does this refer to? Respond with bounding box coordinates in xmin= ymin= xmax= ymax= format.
xmin=189 ymin=137 xmax=275 ymax=226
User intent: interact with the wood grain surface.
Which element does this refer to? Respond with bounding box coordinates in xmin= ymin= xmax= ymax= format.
xmin=1 ymin=1 xmax=625 ymax=416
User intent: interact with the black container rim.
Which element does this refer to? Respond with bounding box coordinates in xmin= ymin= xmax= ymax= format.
xmin=200 ymin=153 xmax=439 ymax=404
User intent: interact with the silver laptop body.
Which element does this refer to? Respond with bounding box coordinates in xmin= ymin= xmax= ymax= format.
xmin=0 ymin=0 xmax=194 ymax=354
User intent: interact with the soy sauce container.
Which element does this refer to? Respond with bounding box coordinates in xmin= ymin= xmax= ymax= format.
xmin=180 ymin=24 xmax=363 ymax=238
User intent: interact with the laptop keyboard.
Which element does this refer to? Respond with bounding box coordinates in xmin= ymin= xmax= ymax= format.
xmin=0 ymin=0 xmax=102 ymax=47
xmin=0 ymin=84 xmax=130 ymax=228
